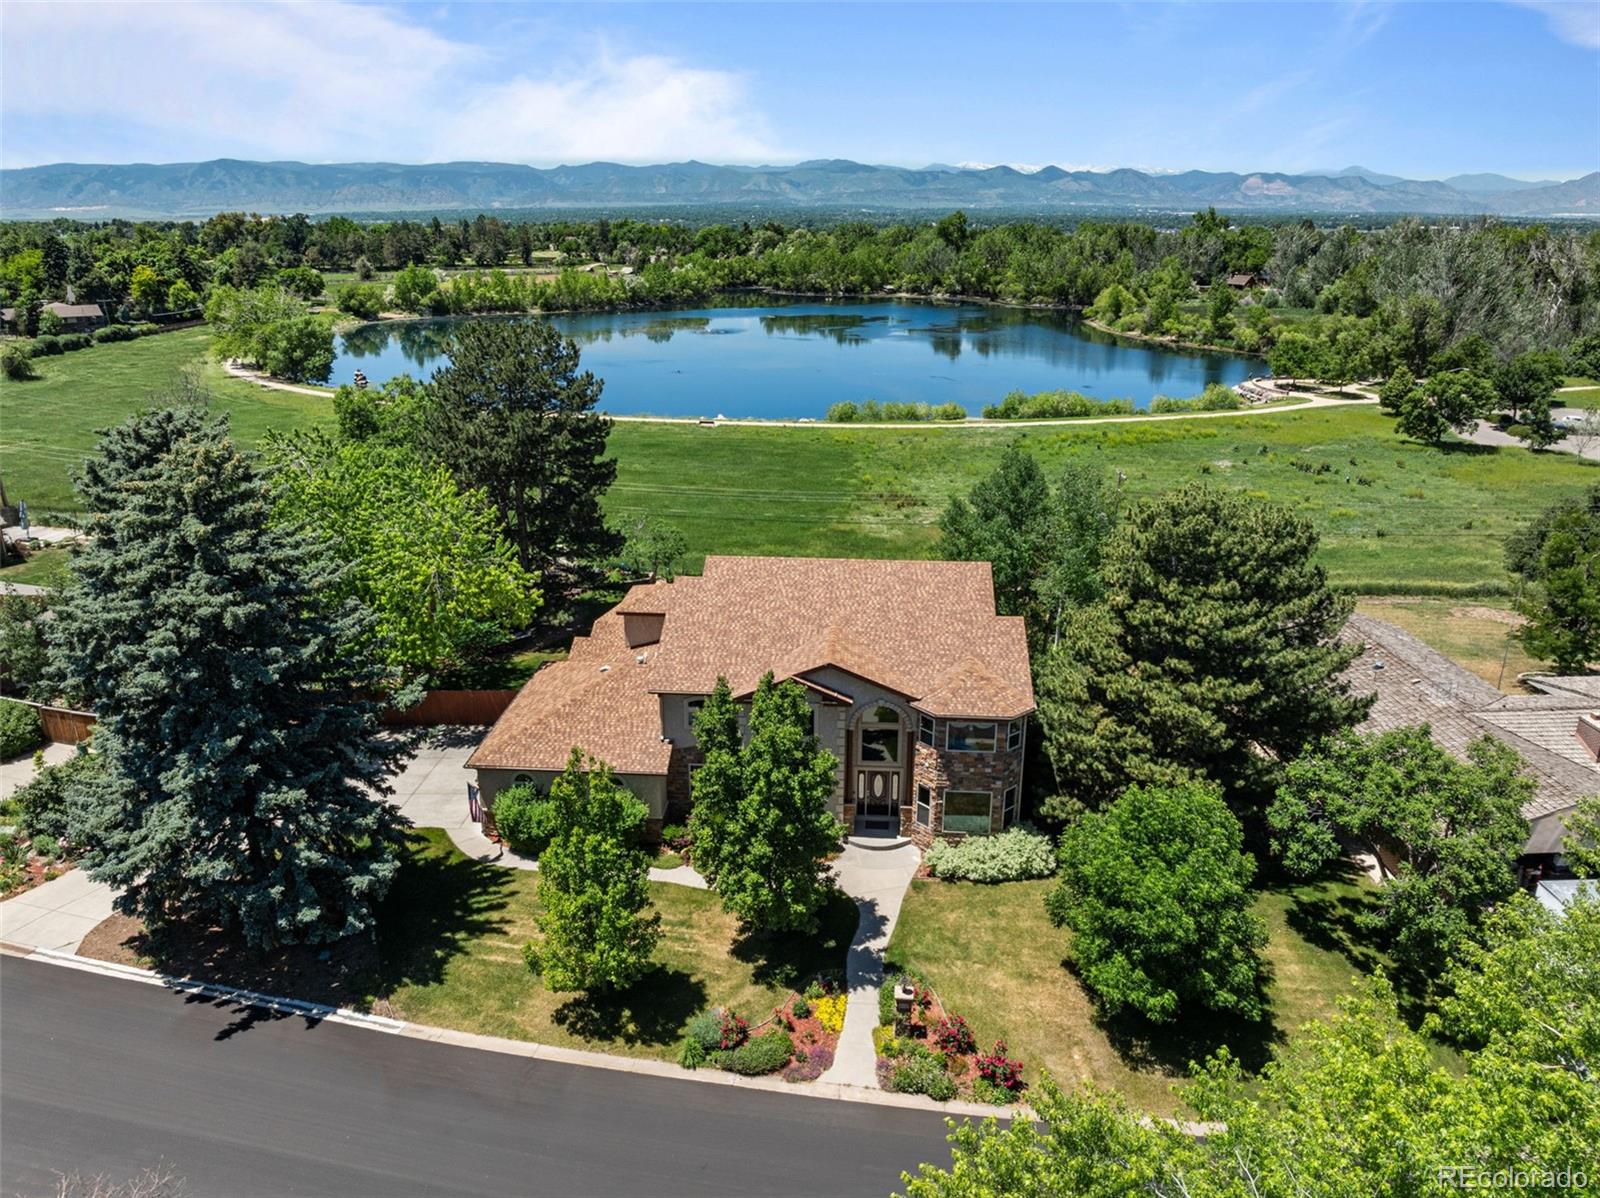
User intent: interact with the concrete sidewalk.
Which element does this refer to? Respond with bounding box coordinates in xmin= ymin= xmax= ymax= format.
xmin=0 ymin=867 xmax=115 ymax=952
xmin=820 ymin=840 xmax=922 ymax=1088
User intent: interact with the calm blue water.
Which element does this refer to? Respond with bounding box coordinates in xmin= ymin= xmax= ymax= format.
xmin=329 ymin=296 xmax=1261 ymax=418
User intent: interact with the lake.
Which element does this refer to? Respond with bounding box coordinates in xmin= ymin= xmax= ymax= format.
xmin=329 ymin=296 xmax=1262 ymax=419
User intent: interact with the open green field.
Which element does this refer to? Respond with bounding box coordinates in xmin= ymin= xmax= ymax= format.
xmin=885 ymin=866 xmax=1404 ymax=1115
xmin=4 ymin=329 xmax=1595 ymax=593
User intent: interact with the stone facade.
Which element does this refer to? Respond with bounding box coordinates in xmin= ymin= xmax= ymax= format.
xmin=901 ymin=721 xmax=1026 ymax=849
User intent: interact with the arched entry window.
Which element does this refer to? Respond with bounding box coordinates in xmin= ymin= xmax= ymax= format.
xmin=858 ymin=705 xmax=902 ymax=764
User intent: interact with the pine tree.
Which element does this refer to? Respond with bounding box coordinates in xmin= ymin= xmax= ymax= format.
xmin=49 ymin=409 xmax=409 ymax=949
xmin=1037 ymin=483 xmax=1366 ymax=811
xmin=424 ymin=319 xmax=621 ymax=581
xmin=690 ymin=674 xmax=840 ymax=934
xmin=531 ymin=750 xmax=660 ymax=992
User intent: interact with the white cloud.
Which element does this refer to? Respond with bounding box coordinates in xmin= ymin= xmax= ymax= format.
xmin=0 ymin=1 xmax=785 ymax=165
xmin=1509 ymin=0 xmax=1600 ymax=48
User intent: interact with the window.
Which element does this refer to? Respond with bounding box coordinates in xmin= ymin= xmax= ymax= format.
xmin=942 ymin=790 xmax=993 ymax=835
xmin=1002 ymin=785 xmax=1018 ymax=827
xmin=1006 ymin=719 xmax=1024 ymax=751
xmin=512 ymin=773 xmax=535 ymax=786
xmin=944 ymin=721 xmax=997 ymax=753
xmin=919 ymin=714 xmax=935 ymax=747
xmin=915 ymin=784 xmax=932 ymax=827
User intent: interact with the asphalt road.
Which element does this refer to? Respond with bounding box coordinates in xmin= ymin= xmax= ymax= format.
xmin=0 ymin=958 xmax=962 ymax=1198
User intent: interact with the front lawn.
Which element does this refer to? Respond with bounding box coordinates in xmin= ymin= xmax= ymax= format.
xmin=884 ymin=866 xmax=1390 ymax=1115
xmin=371 ymin=829 xmax=856 ymax=1060
xmin=0 ymin=546 xmax=73 ymax=590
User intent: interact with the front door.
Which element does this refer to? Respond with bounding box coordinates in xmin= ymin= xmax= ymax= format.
xmin=855 ymin=708 xmax=903 ymax=829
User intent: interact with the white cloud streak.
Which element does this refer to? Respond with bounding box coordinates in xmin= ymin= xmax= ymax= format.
xmin=0 ymin=1 xmax=785 ymax=165
xmin=1509 ymin=0 xmax=1600 ymax=49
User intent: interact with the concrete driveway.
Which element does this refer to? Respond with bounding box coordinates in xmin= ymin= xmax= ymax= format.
xmin=386 ymin=726 xmax=484 ymax=836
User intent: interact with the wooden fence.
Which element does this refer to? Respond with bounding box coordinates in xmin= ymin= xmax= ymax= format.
xmin=7 ymin=700 xmax=96 ymax=744
xmin=379 ymin=689 xmax=518 ymax=727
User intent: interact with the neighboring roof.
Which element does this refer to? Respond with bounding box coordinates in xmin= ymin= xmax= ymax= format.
xmin=642 ymin=556 xmax=1034 ymax=719
xmin=1342 ymin=613 xmax=1600 ymax=854
xmin=1523 ymin=674 xmax=1600 ymax=702
xmin=1225 ymin=273 xmax=1258 ymax=286
xmin=46 ymin=302 xmax=103 ymax=319
xmin=467 ymin=610 xmax=672 ymax=776
xmin=1534 ymin=878 xmax=1597 ymax=917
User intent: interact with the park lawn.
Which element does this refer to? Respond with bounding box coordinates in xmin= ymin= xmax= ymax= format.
xmin=885 ymin=869 xmax=1389 ymax=1116
xmin=1560 ymin=386 xmax=1600 ymax=404
xmin=370 ymin=828 xmax=855 ymax=1061
xmin=0 ymin=328 xmax=332 ymax=511
xmin=6 ymin=327 xmax=1597 ymax=592
xmin=1355 ymin=596 xmax=1546 ymax=690
xmin=606 ymin=407 xmax=1597 ymax=592
xmin=0 ymin=546 xmax=73 ymax=589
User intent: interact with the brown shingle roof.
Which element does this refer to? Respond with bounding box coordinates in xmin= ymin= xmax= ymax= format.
xmin=467 ymin=611 xmax=672 ymax=775
xmin=1342 ymin=613 xmax=1599 ymax=852
xmin=643 ymin=556 xmax=1034 ymax=717
xmin=471 ymin=556 xmax=1035 ymax=775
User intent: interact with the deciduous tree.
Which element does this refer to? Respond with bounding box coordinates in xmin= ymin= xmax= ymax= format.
xmin=530 ymin=750 xmax=659 ymax=992
xmin=1506 ymin=484 xmax=1600 ymax=673
xmin=687 ymin=674 xmax=841 ymax=933
xmin=1047 ymin=781 xmax=1266 ymax=1022
xmin=1269 ymin=726 xmax=1532 ymax=980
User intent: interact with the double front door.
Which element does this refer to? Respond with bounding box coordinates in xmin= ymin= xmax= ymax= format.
xmin=855 ymin=709 xmax=903 ymax=826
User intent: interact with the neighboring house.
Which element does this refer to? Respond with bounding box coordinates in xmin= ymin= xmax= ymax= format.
xmin=0 ymin=302 xmax=107 ymax=332
xmin=1343 ymin=613 xmax=1597 ymax=879
xmin=1224 ymin=272 xmax=1265 ymax=289
xmin=468 ymin=555 xmax=1035 ymax=846
xmin=1534 ymin=877 xmax=1596 ymax=918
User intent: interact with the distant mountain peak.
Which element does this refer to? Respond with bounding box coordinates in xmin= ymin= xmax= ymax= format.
xmin=1 ymin=158 xmax=1593 ymax=219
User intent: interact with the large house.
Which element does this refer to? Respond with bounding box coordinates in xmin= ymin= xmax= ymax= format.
xmin=1343 ymin=613 xmax=1597 ymax=878
xmin=468 ymin=556 xmax=1035 ymax=846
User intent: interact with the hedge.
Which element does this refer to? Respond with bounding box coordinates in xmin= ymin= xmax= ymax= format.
xmin=0 ymin=698 xmax=44 ymax=760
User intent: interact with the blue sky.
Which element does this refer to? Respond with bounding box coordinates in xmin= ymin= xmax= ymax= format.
xmin=3 ymin=1 xmax=1596 ymax=178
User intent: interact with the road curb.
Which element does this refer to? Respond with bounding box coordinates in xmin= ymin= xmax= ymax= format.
xmin=10 ymin=943 xmax=1021 ymax=1120
xmin=20 ymin=946 xmax=405 ymax=1033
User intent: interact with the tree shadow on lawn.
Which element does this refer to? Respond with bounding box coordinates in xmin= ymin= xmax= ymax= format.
xmin=371 ymin=830 xmax=518 ymax=995
xmin=1277 ymin=859 xmax=1387 ymax=977
xmin=551 ymin=967 xmax=707 ymax=1048
xmin=1091 ymin=969 xmax=1285 ymax=1078
xmin=729 ymin=887 xmax=861 ymax=990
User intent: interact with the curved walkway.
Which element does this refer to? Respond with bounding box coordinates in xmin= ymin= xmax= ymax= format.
xmin=820 ymin=840 xmax=923 ymax=1087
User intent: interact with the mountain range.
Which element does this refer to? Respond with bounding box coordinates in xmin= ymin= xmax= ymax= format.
xmin=2 ymin=158 xmax=1596 ymax=219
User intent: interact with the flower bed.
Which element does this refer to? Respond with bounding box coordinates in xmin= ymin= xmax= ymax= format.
xmin=677 ymin=971 xmax=846 ymax=1082
xmin=874 ymin=968 xmax=1026 ymax=1105
xmin=0 ymin=826 xmax=70 ymax=900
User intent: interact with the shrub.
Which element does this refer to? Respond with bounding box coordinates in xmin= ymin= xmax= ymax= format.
xmin=826 ymin=401 xmax=860 ymax=423
xmin=712 ymin=1028 xmax=794 ymax=1075
xmin=814 ymin=992 xmax=847 ymax=1034
xmin=791 ymin=995 xmax=812 ymax=1020
xmin=972 ymin=1077 xmax=1017 ymax=1105
xmin=932 ymin=1013 xmax=976 ymax=1056
xmin=30 ymin=334 xmax=63 ymax=356
xmin=982 ymin=389 xmax=1136 ymax=420
xmin=92 ymin=324 xmax=140 ymax=344
xmin=688 ymin=1006 xmax=748 ymax=1052
xmin=2 ymin=345 xmax=38 ymax=380
xmin=58 ymin=333 xmax=92 ymax=352
xmin=0 ymin=699 xmax=44 ymax=760
xmin=677 ymin=1036 xmax=706 ymax=1070
xmin=12 ymin=752 xmax=101 ymax=842
xmin=924 ymin=826 xmax=1056 ymax=882
xmin=335 ymin=282 xmax=385 ymax=321
xmin=782 ymin=1044 xmax=833 ymax=1082
xmin=36 ymin=309 xmax=65 ymax=337
xmin=659 ymin=822 xmax=692 ymax=851
xmin=975 ymin=1039 xmax=1025 ymax=1092
xmin=491 ymin=784 xmax=564 ymax=857
xmin=889 ymin=1053 xmax=957 ymax=1100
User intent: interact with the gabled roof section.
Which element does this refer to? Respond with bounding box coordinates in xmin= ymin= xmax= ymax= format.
xmin=467 ymin=610 xmax=671 ymax=776
xmin=642 ymin=556 xmax=1034 ymax=717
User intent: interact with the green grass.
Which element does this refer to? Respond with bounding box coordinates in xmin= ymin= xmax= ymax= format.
xmin=5 ymin=328 xmax=1596 ymax=593
xmin=1559 ymin=387 xmax=1600 ymax=404
xmin=369 ymin=828 xmax=855 ymax=1060
xmin=0 ymin=329 xmax=332 ymax=509
xmin=885 ymin=867 xmax=1392 ymax=1115
xmin=0 ymin=546 xmax=73 ymax=589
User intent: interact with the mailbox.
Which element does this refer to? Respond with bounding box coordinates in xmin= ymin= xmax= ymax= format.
xmin=894 ymin=978 xmax=915 ymax=1016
